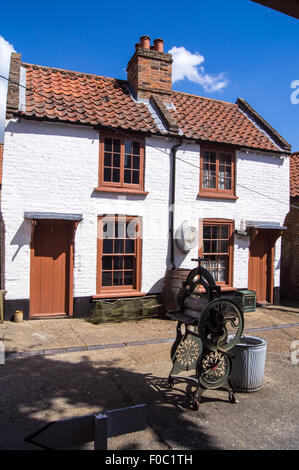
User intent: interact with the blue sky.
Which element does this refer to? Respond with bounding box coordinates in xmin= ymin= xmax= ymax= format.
xmin=1 ymin=0 xmax=298 ymax=150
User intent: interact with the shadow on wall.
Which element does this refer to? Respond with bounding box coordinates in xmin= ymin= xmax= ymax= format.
xmin=0 ymin=354 xmax=218 ymax=450
xmin=148 ymin=277 xmax=165 ymax=294
xmin=10 ymin=219 xmax=31 ymax=261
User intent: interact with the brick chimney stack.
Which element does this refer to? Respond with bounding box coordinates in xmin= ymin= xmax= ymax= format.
xmin=127 ymin=36 xmax=173 ymax=103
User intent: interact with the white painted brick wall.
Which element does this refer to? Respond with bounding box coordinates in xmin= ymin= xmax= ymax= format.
xmin=2 ymin=119 xmax=289 ymax=302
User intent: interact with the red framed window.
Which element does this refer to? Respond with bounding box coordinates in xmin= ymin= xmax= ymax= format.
xmin=199 ymin=148 xmax=236 ymax=199
xmin=98 ymin=132 xmax=145 ymax=194
xmin=199 ymin=219 xmax=234 ymax=286
xmin=97 ymin=215 xmax=142 ymax=295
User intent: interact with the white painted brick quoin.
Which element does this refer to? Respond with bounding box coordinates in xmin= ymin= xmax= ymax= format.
xmin=2 ymin=118 xmax=290 ymax=305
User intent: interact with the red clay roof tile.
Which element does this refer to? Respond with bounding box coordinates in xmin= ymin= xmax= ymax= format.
xmin=290 ymin=152 xmax=299 ymax=197
xmin=23 ymin=64 xmax=159 ymax=134
xmin=20 ymin=63 xmax=288 ymax=153
xmin=171 ymin=92 xmax=281 ymax=151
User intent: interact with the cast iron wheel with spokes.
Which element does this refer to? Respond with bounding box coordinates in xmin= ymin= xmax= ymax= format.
xmin=198 ymin=297 xmax=244 ymax=351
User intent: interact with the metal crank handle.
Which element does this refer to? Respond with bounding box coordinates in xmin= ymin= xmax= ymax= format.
xmin=218 ymin=347 xmax=235 ymax=359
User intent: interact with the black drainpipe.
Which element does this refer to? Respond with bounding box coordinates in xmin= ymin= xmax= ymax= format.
xmin=169 ymin=137 xmax=183 ymax=270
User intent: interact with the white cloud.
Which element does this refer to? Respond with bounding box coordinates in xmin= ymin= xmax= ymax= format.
xmin=168 ymin=46 xmax=229 ymax=93
xmin=0 ymin=35 xmax=15 ymax=142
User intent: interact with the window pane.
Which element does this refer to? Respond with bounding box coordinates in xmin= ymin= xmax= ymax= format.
xmin=104 ymin=138 xmax=112 ymax=152
xmin=212 ymin=240 xmax=218 ymax=253
xmin=203 ymin=226 xmax=211 ymax=238
xmin=104 ymin=167 xmax=111 ymax=182
xmin=104 ymin=153 xmax=111 ymax=166
xmin=124 ymin=256 xmax=134 ymax=269
xmin=225 ymin=166 xmax=231 ymax=177
xmin=113 ymin=154 xmax=120 ymax=168
xmin=225 ymin=178 xmax=231 ymax=190
xmin=112 ymin=169 xmax=120 ymax=182
xmin=132 ymin=142 xmax=140 ymax=155
xmin=210 ymin=176 xmax=216 ymax=188
xmin=221 ymin=226 xmax=228 ymax=238
xmin=212 ymin=226 xmax=220 ymax=239
xmin=103 ymin=239 xmax=113 ymax=254
xmin=113 ymin=271 xmax=122 ymax=286
xmin=113 ymin=256 xmax=123 ymax=270
xmin=126 ymin=220 xmax=138 ymax=239
xmin=133 ymin=156 xmax=140 ymax=169
xmin=124 ymin=155 xmax=131 ymax=169
xmin=219 ymin=255 xmax=226 ymax=267
xmin=124 ymin=271 xmax=133 ymax=285
xmin=203 ymin=240 xmax=210 ymax=253
xmin=125 ymin=239 xmax=135 ymax=253
xmin=102 ymin=271 xmax=112 ymax=286
xmin=221 ymin=241 xmax=228 ymax=253
xmin=115 ymin=222 xmax=125 ymax=239
xmin=114 ymin=239 xmax=124 ymax=253
xmin=132 ymin=170 xmax=139 ymax=184
xmin=124 ymin=169 xmax=131 ymax=183
xmin=203 ymin=176 xmax=209 ymax=188
xmin=102 ymin=256 xmax=112 ymax=270
xmin=125 ymin=141 xmax=132 ymax=155
xmin=113 ymin=139 xmax=120 ymax=153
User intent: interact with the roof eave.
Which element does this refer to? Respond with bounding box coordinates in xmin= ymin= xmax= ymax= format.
xmin=12 ymin=112 xmax=291 ymax=155
xmin=236 ymin=97 xmax=292 ymax=152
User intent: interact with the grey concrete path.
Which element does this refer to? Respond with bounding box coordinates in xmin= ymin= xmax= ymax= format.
xmin=0 ymin=305 xmax=298 ymax=450
xmin=1 ymin=305 xmax=299 ymax=358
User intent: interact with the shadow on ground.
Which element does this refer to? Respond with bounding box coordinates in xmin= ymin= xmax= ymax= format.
xmin=0 ymin=353 xmax=219 ymax=450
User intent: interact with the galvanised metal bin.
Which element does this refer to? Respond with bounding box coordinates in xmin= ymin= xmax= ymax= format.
xmin=229 ymin=335 xmax=267 ymax=392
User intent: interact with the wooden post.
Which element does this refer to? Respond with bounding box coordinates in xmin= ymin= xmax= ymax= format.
xmin=94 ymin=413 xmax=108 ymax=450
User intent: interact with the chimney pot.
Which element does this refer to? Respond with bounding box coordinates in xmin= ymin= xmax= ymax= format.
xmin=127 ymin=36 xmax=172 ymax=103
xmin=140 ymin=36 xmax=150 ymax=49
xmin=154 ymin=38 xmax=164 ymax=52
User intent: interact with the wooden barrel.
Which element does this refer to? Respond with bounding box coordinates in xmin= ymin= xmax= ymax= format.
xmin=161 ymin=269 xmax=191 ymax=313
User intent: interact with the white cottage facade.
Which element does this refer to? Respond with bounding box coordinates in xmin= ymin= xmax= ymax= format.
xmin=1 ymin=37 xmax=291 ymax=320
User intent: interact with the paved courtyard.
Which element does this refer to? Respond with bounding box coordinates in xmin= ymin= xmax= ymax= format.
xmin=0 ymin=305 xmax=298 ymax=450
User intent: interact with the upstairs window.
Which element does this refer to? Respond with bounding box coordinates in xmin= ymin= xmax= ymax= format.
xmin=98 ymin=133 xmax=145 ymax=194
xmin=199 ymin=148 xmax=236 ymax=199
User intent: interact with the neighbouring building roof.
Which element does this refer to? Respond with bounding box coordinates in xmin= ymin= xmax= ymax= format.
xmin=290 ymin=152 xmax=299 ymax=197
xmin=251 ymin=0 xmax=299 ymax=20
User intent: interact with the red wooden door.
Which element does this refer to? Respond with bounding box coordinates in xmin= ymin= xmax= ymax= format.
xmin=248 ymin=231 xmax=272 ymax=302
xmin=30 ymin=220 xmax=72 ymax=316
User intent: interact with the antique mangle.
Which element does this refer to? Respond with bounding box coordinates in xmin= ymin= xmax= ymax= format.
xmin=166 ymin=258 xmax=244 ymax=410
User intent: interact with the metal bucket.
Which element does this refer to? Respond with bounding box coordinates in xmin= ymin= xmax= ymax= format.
xmin=229 ymin=335 xmax=267 ymax=392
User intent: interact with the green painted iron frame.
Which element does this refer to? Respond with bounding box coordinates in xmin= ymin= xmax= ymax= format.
xmin=166 ymin=258 xmax=244 ymax=410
